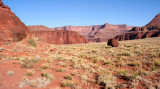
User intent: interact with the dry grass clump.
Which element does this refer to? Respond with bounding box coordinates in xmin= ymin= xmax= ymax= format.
xmin=19 ymin=76 xmax=53 ymax=88
xmin=21 ymin=59 xmax=35 ymax=69
xmin=41 ymin=63 xmax=50 ymax=69
xmin=26 ymin=69 xmax=35 ymax=76
xmin=28 ymin=37 xmax=37 ymax=47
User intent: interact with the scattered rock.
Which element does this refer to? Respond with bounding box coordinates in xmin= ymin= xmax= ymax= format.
xmin=36 ymin=55 xmax=41 ymax=59
xmin=7 ymin=71 xmax=14 ymax=76
xmin=0 ymin=47 xmax=5 ymax=52
xmin=107 ymin=39 xmax=119 ymax=47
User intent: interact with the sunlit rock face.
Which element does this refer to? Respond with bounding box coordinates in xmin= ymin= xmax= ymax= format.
xmin=115 ymin=13 xmax=160 ymax=41
xmin=0 ymin=0 xmax=28 ymax=44
xmin=31 ymin=30 xmax=88 ymax=45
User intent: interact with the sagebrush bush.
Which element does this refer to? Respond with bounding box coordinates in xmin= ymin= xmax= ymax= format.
xmin=28 ymin=38 xmax=36 ymax=47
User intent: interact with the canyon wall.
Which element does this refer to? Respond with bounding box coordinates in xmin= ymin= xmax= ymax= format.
xmin=52 ymin=23 xmax=132 ymax=42
xmin=115 ymin=13 xmax=160 ymax=40
xmin=0 ymin=0 xmax=28 ymax=44
xmin=31 ymin=30 xmax=88 ymax=45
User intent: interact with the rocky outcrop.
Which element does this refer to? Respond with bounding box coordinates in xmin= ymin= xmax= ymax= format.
xmin=115 ymin=13 xmax=160 ymax=41
xmin=0 ymin=0 xmax=10 ymax=10
xmin=0 ymin=0 xmax=28 ymax=44
xmin=52 ymin=23 xmax=132 ymax=42
xmin=31 ymin=30 xmax=88 ymax=45
xmin=107 ymin=39 xmax=119 ymax=47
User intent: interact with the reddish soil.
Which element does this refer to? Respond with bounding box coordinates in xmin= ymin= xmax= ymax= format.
xmin=0 ymin=39 xmax=99 ymax=89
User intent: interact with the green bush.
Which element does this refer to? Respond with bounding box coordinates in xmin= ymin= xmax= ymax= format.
xmin=28 ymin=38 xmax=36 ymax=47
xmin=65 ymin=75 xmax=72 ymax=80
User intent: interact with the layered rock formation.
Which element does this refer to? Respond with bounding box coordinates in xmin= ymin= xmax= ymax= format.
xmin=28 ymin=25 xmax=53 ymax=31
xmin=32 ymin=30 xmax=88 ymax=45
xmin=0 ymin=0 xmax=28 ymax=44
xmin=115 ymin=13 xmax=160 ymax=40
xmin=52 ymin=23 xmax=132 ymax=42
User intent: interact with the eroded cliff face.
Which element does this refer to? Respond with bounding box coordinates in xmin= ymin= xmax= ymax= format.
xmin=52 ymin=23 xmax=132 ymax=42
xmin=0 ymin=0 xmax=28 ymax=44
xmin=28 ymin=25 xmax=53 ymax=31
xmin=31 ymin=30 xmax=88 ymax=45
xmin=115 ymin=14 xmax=160 ymax=41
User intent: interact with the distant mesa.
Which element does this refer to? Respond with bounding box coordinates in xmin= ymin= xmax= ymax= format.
xmin=0 ymin=0 xmax=28 ymax=45
xmin=52 ymin=23 xmax=132 ymax=42
xmin=28 ymin=23 xmax=132 ymax=43
xmin=115 ymin=13 xmax=160 ymax=40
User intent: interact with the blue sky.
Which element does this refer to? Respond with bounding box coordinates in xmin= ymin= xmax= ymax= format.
xmin=3 ymin=0 xmax=160 ymax=27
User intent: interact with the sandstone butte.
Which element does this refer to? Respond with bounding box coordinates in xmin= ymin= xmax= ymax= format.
xmin=28 ymin=23 xmax=132 ymax=42
xmin=31 ymin=30 xmax=88 ymax=45
xmin=115 ymin=13 xmax=160 ymax=40
xmin=0 ymin=0 xmax=28 ymax=45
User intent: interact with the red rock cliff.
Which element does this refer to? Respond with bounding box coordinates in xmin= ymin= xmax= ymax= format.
xmin=28 ymin=25 xmax=53 ymax=31
xmin=32 ymin=30 xmax=88 ymax=45
xmin=115 ymin=13 xmax=160 ymax=41
xmin=52 ymin=23 xmax=132 ymax=42
xmin=0 ymin=0 xmax=28 ymax=44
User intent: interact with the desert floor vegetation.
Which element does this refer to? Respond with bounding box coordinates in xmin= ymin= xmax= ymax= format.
xmin=0 ymin=37 xmax=160 ymax=89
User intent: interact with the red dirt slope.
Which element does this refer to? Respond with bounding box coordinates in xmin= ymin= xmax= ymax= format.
xmin=0 ymin=0 xmax=28 ymax=45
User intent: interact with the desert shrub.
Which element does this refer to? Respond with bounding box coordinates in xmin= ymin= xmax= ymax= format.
xmin=28 ymin=38 xmax=36 ymax=47
xmin=31 ymin=58 xmax=38 ymax=63
xmin=154 ymin=60 xmax=160 ymax=66
xmin=151 ymin=66 xmax=156 ymax=71
xmin=65 ymin=75 xmax=72 ymax=80
xmin=116 ymin=70 xmax=128 ymax=77
xmin=134 ymin=51 xmax=143 ymax=56
xmin=80 ymin=74 xmax=88 ymax=81
xmin=118 ymin=52 xmax=131 ymax=56
xmin=62 ymin=64 xmax=68 ymax=67
xmin=92 ymin=50 xmax=97 ymax=53
xmin=98 ymin=73 xmax=116 ymax=89
xmin=21 ymin=60 xmax=34 ymax=69
xmin=19 ymin=76 xmax=52 ymax=88
xmin=104 ymin=60 xmax=113 ymax=65
xmin=61 ymin=80 xmax=77 ymax=87
xmin=41 ymin=63 xmax=49 ymax=69
xmin=131 ymin=72 xmax=139 ymax=79
xmin=92 ymin=58 xmax=99 ymax=63
xmin=78 ymin=54 xmax=86 ymax=58
xmin=26 ymin=69 xmax=35 ymax=76
xmin=41 ymin=71 xmax=54 ymax=81
xmin=105 ymin=46 xmax=112 ymax=49
xmin=56 ymin=68 xmax=64 ymax=72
